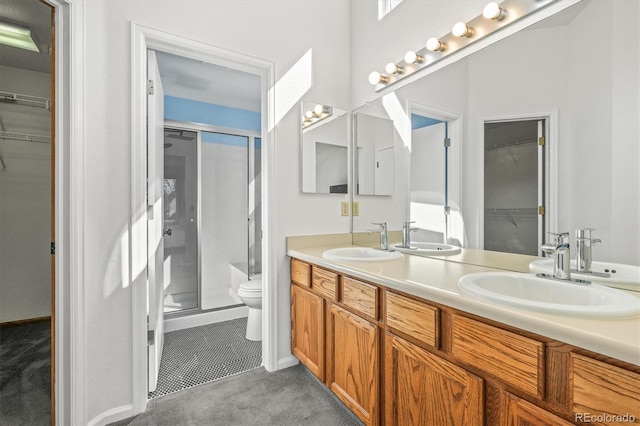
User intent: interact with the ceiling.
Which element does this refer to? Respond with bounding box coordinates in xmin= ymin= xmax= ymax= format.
xmin=0 ymin=0 xmax=52 ymax=75
xmin=156 ymin=51 xmax=261 ymax=112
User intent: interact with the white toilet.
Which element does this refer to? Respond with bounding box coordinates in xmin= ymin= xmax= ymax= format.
xmin=237 ymin=276 xmax=262 ymax=341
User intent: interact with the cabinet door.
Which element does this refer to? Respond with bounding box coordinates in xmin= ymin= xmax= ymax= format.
xmin=385 ymin=333 xmax=483 ymax=426
xmin=291 ymin=284 xmax=325 ymax=380
xmin=327 ymin=303 xmax=379 ymax=426
xmin=501 ymin=391 xmax=573 ymax=426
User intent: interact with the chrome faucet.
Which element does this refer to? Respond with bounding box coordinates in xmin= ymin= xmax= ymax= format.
xmin=372 ymin=222 xmax=389 ymax=250
xmin=541 ymin=232 xmax=571 ymax=280
xmin=575 ymin=228 xmax=601 ymax=273
xmin=399 ymin=221 xmax=417 ymax=248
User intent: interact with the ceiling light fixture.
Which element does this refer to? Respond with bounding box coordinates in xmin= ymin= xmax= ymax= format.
xmin=452 ymin=21 xmax=474 ymax=38
xmin=0 ymin=20 xmax=40 ymax=52
xmin=426 ymin=37 xmax=447 ymax=52
xmin=483 ymin=2 xmax=507 ymax=21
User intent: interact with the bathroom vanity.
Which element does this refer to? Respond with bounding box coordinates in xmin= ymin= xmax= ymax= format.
xmin=287 ymin=236 xmax=640 ymax=426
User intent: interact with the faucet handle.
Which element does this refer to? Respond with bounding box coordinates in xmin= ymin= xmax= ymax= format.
xmin=546 ymin=231 xmax=570 ymax=245
xmin=402 ymin=221 xmax=415 ymax=228
xmin=372 ymin=222 xmax=387 ymax=231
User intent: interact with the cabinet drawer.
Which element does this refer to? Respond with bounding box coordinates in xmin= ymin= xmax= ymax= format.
xmin=291 ymin=258 xmax=311 ymax=287
xmin=451 ymin=314 xmax=544 ymax=399
xmin=312 ymin=267 xmax=338 ymax=301
xmin=570 ymin=353 xmax=640 ymax=425
xmin=341 ymin=276 xmax=378 ymax=320
xmin=385 ymin=291 xmax=438 ymax=348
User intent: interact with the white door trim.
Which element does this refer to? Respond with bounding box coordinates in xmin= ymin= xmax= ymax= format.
xmin=478 ymin=110 xmax=558 ymax=250
xmin=42 ymin=0 xmax=86 ymax=424
xmin=131 ymin=23 xmax=275 ymax=414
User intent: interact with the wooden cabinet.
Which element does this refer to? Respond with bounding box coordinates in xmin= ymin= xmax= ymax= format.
xmin=291 ymin=284 xmax=325 ymax=380
xmin=500 ymin=391 xmax=574 ymax=426
xmin=290 ymin=257 xmax=640 ymax=426
xmin=385 ymin=333 xmax=484 ymax=426
xmin=326 ymin=303 xmax=379 ymax=426
xmin=569 ymin=353 xmax=640 ymax=425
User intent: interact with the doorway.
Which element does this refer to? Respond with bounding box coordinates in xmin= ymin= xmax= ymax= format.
xmin=142 ymin=39 xmax=270 ymax=402
xmin=483 ymin=119 xmax=547 ymax=255
xmin=0 ymin=0 xmax=55 ymax=424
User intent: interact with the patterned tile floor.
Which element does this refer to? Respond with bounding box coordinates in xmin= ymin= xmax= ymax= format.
xmin=149 ymin=317 xmax=261 ymax=398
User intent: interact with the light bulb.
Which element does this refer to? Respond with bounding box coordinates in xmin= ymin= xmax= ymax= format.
xmin=368 ymin=71 xmax=388 ymax=85
xmin=404 ymin=51 xmax=424 ymax=64
xmin=426 ymin=37 xmax=446 ymax=52
xmin=483 ymin=2 xmax=506 ymax=20
xmin=304 ymin=110 xmax=313 ymax=119
xmin=313 ymin=104 xmax=325 ymax=115
xmin=452 ymin=21 xmax=473 ymax=37
xmin=385 ymin=62 xmax=403 ymax=75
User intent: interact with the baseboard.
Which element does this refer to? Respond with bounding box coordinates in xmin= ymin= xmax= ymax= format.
xmin=276 ymin=354 xmax=299 ymax=371
xmin=87 ymin=404 xmax=133 ymax=426
xmin=0 ymin=316 xmax=51 ymax=327
xmin=164 ymin=306 xmax=248 ymax=333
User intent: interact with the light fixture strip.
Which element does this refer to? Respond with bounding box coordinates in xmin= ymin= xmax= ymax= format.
xmin=371 ymin=0 xmax=558 ymax=91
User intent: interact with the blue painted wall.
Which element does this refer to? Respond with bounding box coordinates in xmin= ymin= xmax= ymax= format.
xmin=165 ymin=96 xmax=261 ymax=135
xmin=411 ymin=114 xmax=442 ymax=130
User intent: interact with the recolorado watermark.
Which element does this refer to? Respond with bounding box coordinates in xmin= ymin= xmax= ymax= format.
xmin=575 ymin=413 xmax=636 ymax=423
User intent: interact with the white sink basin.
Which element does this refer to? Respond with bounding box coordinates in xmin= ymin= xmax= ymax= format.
xmin=529 ymin=259 xmax=640 ymax=292
xmin=322 ymin=247 xmax=402 ymax=262
xmin=458 ymin=272 xmax=640 ymax=318
xmin=392 ymin=242 xmax=462 ymax=256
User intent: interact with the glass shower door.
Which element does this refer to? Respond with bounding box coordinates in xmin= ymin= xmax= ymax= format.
xmin=163 ymin=128 xmax=199 ymax=313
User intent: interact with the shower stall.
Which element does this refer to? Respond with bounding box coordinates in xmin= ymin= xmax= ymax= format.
xmin=162 ymin=125 xmax=262 ymax=316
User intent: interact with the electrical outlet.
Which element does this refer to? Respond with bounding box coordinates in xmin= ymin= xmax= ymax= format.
xmin=352 ymin=202 xmax=359 ymax=216
xmin=341 ymin=201 xmax=350 ymax=216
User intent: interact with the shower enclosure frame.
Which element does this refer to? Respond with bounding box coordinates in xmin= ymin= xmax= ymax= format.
xmin=164 ymin=119 xmax=261 ymax=317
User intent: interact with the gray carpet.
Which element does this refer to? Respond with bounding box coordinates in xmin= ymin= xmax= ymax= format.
xmin=112 ymin=364 xmax=363 ymax=426
xmin=0 ymin=321 xmax=51 ymax=426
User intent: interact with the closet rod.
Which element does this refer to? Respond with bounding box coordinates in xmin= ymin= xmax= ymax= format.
xmin=0 ymin=91 xmax=51 ymax=110
xmin=0 ymin=131 xmax=51 ymax=144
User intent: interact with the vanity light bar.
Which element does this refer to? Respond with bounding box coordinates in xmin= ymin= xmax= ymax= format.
xmin=369 ymin=0 xmax=558 ymax=92
xmin=302 ymin=104 xmax=333 ymax=129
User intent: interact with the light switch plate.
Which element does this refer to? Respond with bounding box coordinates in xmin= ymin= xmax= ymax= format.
xmin=341 ymin=201 xmax=349 ymax=216
xmin=352 ymin=202 xmax=359 ymax=216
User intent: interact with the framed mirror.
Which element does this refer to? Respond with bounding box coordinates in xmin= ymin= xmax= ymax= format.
xmin=300 ymin=102 xmax=349 ymax=194
xmin=352 ymin=0 xmax=639 ymax=264
xmin=353 ymin=101 xmax=395 ymax=196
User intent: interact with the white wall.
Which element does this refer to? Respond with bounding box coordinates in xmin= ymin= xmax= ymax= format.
xmin=0 ymin=65 xmax=51 ymax=322
xmin=80 ymin=0 xmax=350 ymax=421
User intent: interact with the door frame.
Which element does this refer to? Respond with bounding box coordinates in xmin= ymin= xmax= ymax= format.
xmin=406 ymin=102 xmax=463 ymax=245
xmin=479 ymin=111 xmax=558 ymax=251
xmin=131 ymin=24 xmax=275 ymax=414
xmin=40 ymin=0 xmax=84 ymax=425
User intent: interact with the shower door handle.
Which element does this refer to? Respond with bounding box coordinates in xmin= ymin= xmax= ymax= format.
xmin=163 ymin=228 xmax=172 ymax=236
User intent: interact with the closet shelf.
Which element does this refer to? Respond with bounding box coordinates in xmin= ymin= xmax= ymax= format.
xmin=485 ymin=207 xmax=538 ymax=214
xmin=0 ymin=91 xmax=51 ymax=110
xmin=0 ymin=131 xmax=51 ymax=144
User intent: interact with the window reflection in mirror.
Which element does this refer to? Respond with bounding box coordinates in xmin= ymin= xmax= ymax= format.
xmin=353 ymin=103 xmax=395 ymax=196
xmin=300 ymin=102 xmax=349 ymax=194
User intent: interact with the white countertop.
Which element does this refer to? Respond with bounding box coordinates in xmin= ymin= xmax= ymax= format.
xmin=287 ymin=240 xmax=640 ymax=366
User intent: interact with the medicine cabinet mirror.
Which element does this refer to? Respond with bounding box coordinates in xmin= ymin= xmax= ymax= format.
xmin=300 ymin=102 xmax=349 ymax=194
xmin=353 ymin=101 xmax=395 ymax=196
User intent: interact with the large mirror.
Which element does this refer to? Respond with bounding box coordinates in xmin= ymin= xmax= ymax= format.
xmin=353 ymin=103 xmax=395 ymax=195
xmin=300 ymin=102 xmax=349 ymax=194
xmin=352 ymin=0 xmax=639 ymax=264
